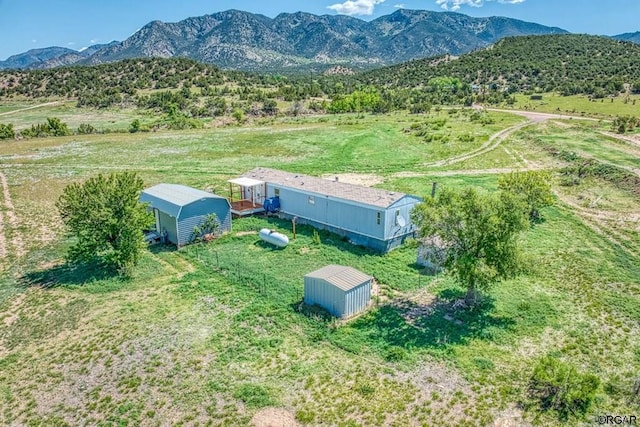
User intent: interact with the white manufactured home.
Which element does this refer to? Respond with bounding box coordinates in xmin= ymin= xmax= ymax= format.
xmin=230 ymin=167 xmax=421 ymax=252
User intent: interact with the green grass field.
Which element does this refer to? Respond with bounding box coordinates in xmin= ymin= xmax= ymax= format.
xmin=0 ymin=106 xmax=639 ymax=426
xmin=509 ymin=93 xmax=640 ymax=119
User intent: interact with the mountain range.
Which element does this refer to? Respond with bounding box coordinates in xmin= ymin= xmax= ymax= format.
xmin=0 ymin=9 xmax=572 ymax=72
xmin=615 ymin=31 xmax=640 ymax=44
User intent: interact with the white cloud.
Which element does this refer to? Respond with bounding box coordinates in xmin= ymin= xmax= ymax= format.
xmin=436 ymin=0 xmax=524 ymax=11
xmin=327 ymin=0 xmax=385 ymax=16
xmin=394 ymin=3 xmax=406 ymax=8
xmin=67 ymin=42 xmax=76 ymax=46
xmin=90 ymin=39 xmax=98 ymax=44
xmin=31 ymin=39 xmax=37 ymax=43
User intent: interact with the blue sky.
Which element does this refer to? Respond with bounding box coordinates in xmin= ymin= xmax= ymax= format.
xmin=0 ymin=0 xmax=638 ymax=60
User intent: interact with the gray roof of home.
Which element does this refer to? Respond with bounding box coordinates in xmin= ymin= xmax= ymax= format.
xmin=305 ymin=265 xmax=372 ymax=291
xmin=140 ymin=183 xmax=230 ymax=218
xmin=242 ymin=167 xmax=416 ymax=208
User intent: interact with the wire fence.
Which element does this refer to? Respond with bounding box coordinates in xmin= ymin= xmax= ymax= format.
xmin=188 ymin=245 xmax=304 ymax=303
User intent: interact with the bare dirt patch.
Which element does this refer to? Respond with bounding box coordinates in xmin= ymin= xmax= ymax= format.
xmin=251 ymin=408 xmax=300 ymax=427
xmin=550 ymin=120 xmax=572 ymax=128
xmin=236 ymin=231 xmax=258 ymax=237
xmin=392 ymin=287 xmax=438 ymax=326
xmin=2 ymin=292 xmax=27 ymax=327
xmin=321 ymin=173 xmax=384 ymax=187
xmin=0 ymin=171 xmax=25 ymax=257
xmin=492 ymin=405 xmax=529 ymax=427
xmin=392 ymin=171 xmax=425 ymax=178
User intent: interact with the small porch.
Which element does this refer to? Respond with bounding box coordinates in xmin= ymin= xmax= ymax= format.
xmin=228 ymin=177 xmax=266 ymax=216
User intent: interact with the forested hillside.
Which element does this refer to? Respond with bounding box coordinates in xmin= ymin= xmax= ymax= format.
xmin=3 ymin=34 xmax=640 ymax=118
xmin=0 ymin=58 xmax=241 ymax=100
xmin=360 ymin=34 xmax=640 ymax=96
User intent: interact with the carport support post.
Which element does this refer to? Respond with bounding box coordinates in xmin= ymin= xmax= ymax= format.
xmin=431 ymin=182 xmax=438 ymax=198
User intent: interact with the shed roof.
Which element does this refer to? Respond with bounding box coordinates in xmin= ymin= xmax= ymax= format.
xmin=242 ymin=167 xmax=412 ymax=208
xmin=305 ymin=265 xmax=372 ymax=291
xmin=140 ymin=184 xmax=229 ymax=218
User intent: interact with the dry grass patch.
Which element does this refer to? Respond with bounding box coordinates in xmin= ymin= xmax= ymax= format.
xmin=251 ymin=407 xmax=300 ymax=427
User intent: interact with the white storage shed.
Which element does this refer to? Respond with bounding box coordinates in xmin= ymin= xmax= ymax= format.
xmin=304 ymin=265 xmax=372 ymax=319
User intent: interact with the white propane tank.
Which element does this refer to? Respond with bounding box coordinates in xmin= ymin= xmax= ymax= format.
xmin=258 ymin=228 xmax=289 ymax=248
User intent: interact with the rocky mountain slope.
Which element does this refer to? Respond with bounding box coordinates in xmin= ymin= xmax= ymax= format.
xmin=0 ymin=9 xmax=567 ymax=71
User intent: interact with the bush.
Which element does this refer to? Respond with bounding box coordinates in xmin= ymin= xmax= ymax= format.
xmin=311 ymin=229 xmax=321 ymax=245
xmin=0 ymin=123 xmax=15 ymax=140
xmin=129 ymin=119 xmax=141 ymax=133
xmin=77 ymin=123 xmax=97 ymax=135
xmin=165 ymin=113 xmax=203 ymax=130
xmin=191 ymin=213 xmax=220 ymax=242
xmin=19 ymin=117 xmax=70 ymax=138
xmin=233 ymin=384 xmax=275 ymax=408
xmin=232 ymin=108 xmax=245 ymax=124
xmin=384 ymin=347 xmax=408 ymax=362
xmin=458 ymin=133 xmax=475 ymax=143
xmin=296 ymin=410 xmax=316 ymax=423
xmin=529 ymin=356 xmax=600 ymax=420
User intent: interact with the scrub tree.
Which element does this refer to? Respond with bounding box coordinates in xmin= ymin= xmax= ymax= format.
xmin=411 ymin=187 xmax=529 ymax=304
xmin=498 ymin=171 xmax=554 ymax=222
xmin=56 ymin=172 xmax=153 ymax=276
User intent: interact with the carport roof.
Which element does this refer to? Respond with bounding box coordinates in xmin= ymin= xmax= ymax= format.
xmin=228 ymin=177 xmax=264 ymax=187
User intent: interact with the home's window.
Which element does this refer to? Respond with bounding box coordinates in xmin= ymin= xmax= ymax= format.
xmin=395 ymin=210 xmax=400 ymax=225
xmin=376 ymin=212 xmax=381 ymax=225
xmin=308 ymin=196 xmax=315 ymax=205
xmin=274 ymin=188 xmax=280 ymax=197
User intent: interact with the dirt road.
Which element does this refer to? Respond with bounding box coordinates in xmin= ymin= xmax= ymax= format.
xmin=0 ymin=101 xmax=65 ymax=117
xmin=482 ymin=107 xmax=602 ymax=122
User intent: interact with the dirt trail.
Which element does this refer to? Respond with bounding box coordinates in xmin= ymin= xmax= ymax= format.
xmin=426 ymin=121 xmax=533 ymax=168
xmin=391 ymin=166 xmax=545 ymax=179
xmin=600 ymin=131 xmax=640 ymax=148
xmin=406 ymin=109 xmax=616 ymax=174
xmin=0 ymin=171 xmax=24 ymax=258
xmin=425 ymin=106 xmax=594 ymax=168
xmin=555 ymin=192 xmax=640 ymax=258
xmin=482 ymin=108 xmax=602 ymax=122
xmin=0 ymin=211 xmax=6 ymax=259
xmin=0 ymin=101 xmax=64 ymax=117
